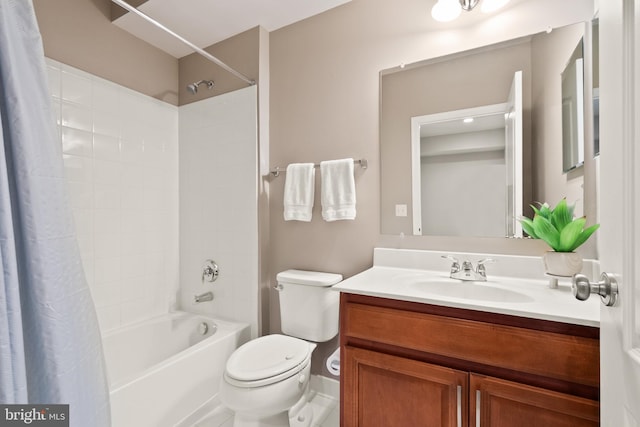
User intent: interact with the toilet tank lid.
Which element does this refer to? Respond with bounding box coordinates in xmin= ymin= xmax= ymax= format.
xmin=277 ymin=269 xmax=343 ymax=287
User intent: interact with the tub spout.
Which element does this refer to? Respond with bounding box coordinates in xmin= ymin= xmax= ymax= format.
xmin=194 ymin=291 xmax=214 ymax=303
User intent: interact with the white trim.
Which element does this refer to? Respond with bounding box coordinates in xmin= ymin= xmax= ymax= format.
xmin=575 ymin=58 xmax=586 ymax=166
xmin=410 ymin=115 xmax=423 ymax=235
xmin=508 ymin=70 xmax=524 ymax=237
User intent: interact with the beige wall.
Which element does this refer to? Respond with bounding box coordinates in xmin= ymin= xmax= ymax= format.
xmin=33 ymin=0 xmax=179 ymax=105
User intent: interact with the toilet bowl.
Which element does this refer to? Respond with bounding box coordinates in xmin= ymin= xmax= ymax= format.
xmin=220 ymin=334 xmax=316 ymax=427
xmin=220 ymin=270 xmax=342 ymax=427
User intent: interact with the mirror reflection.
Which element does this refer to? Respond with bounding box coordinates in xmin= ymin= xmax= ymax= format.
xmin=592 ymin=17 xmax=600 ymax=157
xmin=411 ymin=98 xmax=521 ymax=237
xmin=380 ymin=21 xmax=592 ymax=238
xmin=561 ymin=38 xmax=585 ymax=172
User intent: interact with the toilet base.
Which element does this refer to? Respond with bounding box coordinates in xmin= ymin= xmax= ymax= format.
xmin=288 ymin=396 xmax=313 ymax=427
xmin=231 ymin=394 xmax=313 ymax=427
xmin=232 ymin=411 xmax=289 ymax=427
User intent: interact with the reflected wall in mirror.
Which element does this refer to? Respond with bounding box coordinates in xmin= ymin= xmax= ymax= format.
xmin=380 ymin=21 xmax=593 ymax=238
xmin=561 ymin=38 xmax=585 ymax=172
xmin=592 ymin=17 xmax=600 ymax=156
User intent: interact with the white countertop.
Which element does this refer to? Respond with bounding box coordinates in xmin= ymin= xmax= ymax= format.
xmin=333 ymin=249 xmax=600 ymax=327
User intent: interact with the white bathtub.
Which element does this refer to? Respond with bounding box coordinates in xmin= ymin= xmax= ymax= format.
xmin=102 ymin=311 xmax=250 ymax=427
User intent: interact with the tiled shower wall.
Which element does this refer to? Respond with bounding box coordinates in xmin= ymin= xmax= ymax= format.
xmin=179 ymin=86 xmax=259 ymax=338
xmin=46 ymin=59 xmax=179 ymax=332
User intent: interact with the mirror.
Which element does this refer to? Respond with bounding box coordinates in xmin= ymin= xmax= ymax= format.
xmin=561 ymin=38 xmax=585 ymax=172
xmin=592 ymin=17 xmax=600 ymax=157
xmin=380 ymin=21 xmax=593 ymax=238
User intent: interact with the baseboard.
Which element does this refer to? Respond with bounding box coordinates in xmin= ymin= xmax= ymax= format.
xmin=310 ymin=375 xmax=339 ymax=400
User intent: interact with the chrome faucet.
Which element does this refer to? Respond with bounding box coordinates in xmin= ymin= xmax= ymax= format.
xmin=441 ymin=256 xmax=495 ymax=281
xmin=194 ymin=291 xmax=214 ymax=303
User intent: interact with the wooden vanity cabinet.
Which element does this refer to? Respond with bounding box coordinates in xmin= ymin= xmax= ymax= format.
xmin=344 ymin=346 xmax=468 ymax=426
xmin=340 ymin=293 xmax=600 ymax=427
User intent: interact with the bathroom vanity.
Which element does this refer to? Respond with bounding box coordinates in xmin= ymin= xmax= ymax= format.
xmin=334 ymin=249 xmax=600 ymax=427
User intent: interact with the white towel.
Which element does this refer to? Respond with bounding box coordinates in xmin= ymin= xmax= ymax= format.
xmin=283 ymin=163 xmax=315 ymax=222
xmin=320 ymin=158 xmax=356 ymax=221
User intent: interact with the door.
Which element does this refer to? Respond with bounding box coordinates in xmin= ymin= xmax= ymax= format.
xmin=470 ymin=374 xmax=599 ymax=427
xmin=342 ymin=346 xmax=467 ymax=427
xmin=598 ymin=0 xmax=640 ymax=425
xmin=505 ymin=70 xmax=523 ymax=237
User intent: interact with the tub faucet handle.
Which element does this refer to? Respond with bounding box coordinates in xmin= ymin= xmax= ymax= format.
xmin=202 ymin=259 xmax=219 ymax=283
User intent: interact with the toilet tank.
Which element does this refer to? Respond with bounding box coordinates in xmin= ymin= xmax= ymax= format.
xmin=276 ymin=270 xmax=342 ymax=342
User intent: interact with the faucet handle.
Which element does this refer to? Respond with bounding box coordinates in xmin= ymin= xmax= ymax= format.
xmin=202 ymin=259 xmax=219 ymax=283
xmin=476 ymin=258 xmax=496 ymax=277
xmin=441 ymin=255 xmax=460 ymax=273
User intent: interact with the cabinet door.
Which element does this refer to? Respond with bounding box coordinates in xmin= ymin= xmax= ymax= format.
xmin=343 ymin=346 xmax=467 ymax=427
xmin=470 ymin=373 xmax=599 ymax=427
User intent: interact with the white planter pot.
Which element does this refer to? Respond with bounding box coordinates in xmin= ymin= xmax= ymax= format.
xmin=542 ymin=251 xmax=583 ymax=277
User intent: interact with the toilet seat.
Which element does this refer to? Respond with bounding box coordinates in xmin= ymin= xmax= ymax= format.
xmin=224 ymin=334 xmax=313 ymax=388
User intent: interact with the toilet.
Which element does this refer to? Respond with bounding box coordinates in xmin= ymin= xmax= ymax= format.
xmin=220 ymin=269 xmax=342 ymax=427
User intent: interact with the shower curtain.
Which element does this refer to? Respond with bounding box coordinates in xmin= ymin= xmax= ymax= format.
xmin=0 ymin=1 xmax=110 ymax=425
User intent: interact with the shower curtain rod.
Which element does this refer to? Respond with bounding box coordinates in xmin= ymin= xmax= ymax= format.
xmin=111 ymin=0 xmax=255 ymax=86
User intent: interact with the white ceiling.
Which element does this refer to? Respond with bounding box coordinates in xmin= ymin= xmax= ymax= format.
xmin=113 ymin=0 xmax=352 ymax=58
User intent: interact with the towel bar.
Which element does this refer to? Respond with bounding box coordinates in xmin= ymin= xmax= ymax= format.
xmin=270 ymin=158 xmax=367 ymax=177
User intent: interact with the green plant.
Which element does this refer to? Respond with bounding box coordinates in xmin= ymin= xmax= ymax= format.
xmin=519 ymin=199 xmax=599 ymax=252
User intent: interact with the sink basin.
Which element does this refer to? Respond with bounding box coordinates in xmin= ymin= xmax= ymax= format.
xmin=408 ymin=279 xmax=534 ymax=303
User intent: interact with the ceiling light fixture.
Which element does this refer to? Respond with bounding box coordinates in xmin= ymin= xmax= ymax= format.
xmin=431 ymin=0 xmax=510 ymax=22
xmin=431 ymin=0 xmax=461 ymax=22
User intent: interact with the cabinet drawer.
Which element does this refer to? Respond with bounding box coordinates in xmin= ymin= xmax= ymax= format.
xmin=343 ymin=302 xmax=599 ymax=387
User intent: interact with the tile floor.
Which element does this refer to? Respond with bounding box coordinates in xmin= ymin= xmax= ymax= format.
xmin=186 ymin=376 xmax=339 ymax=427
